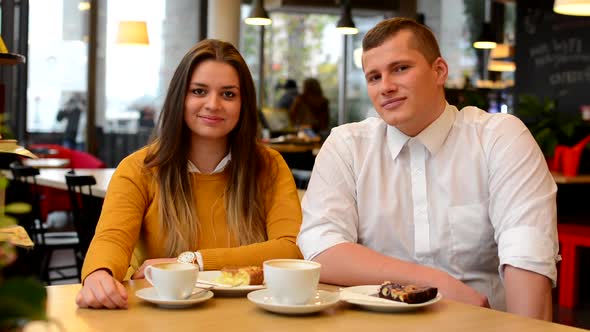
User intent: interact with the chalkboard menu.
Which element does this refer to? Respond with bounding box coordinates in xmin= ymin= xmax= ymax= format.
xmin=515 ymin=0 xmax=590 ymax=116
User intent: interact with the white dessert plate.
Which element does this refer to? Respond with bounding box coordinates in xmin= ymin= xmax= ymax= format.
xmin=247 ymin=289 xmax=340 ymax=315
xmin=340 ymin=285 xmax=442 ymax=313
xmin=197 ymin=271 xmax=265 ymax=296
xmin=135 ymin=287 xmax=213 ymax=309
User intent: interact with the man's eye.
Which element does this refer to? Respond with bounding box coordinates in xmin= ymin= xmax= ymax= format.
xmin=192 ymin=88 xmax=206 ymax=95
xmin=394 ymin=65 xmax=409 ymax=73
xmin=367 ymin=75 xmax=380 ymax=82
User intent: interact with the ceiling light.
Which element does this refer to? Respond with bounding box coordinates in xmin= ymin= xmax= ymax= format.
xmin=554 ymin=0 xmax=590 ymax=16
xmin=487 ymin=60 xmax=516 ymax=72
xmin=336 ymin=1 xmax=358 ymax=35
xmin=116 ymin=21 xmax=149 ymax=45
xmin=490 ymin=43 xmax=515 ymax=59
xmin=245 ymin=0 xmax=272 ymax=26
xmin=78 ymin=2 xmax=90 ymax=11
xmin=473 ymin=23 xmax=497 ymax=49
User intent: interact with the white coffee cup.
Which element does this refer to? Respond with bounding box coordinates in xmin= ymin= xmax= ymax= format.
xmin=144 ymin=262 xmax=199 ymax=300
xmin=263 ymin=259 xmax=321 ymax=305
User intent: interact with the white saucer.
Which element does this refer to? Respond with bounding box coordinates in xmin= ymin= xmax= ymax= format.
xmin=135 ymin=287 xmax=214 ymax=309
xmin=247 ymin=289 xmax=339 ymax=315
xmin=340 ymin=285 xmax=442 ymax=313
xmin=197 ymin=271 xmax=265 ymax=296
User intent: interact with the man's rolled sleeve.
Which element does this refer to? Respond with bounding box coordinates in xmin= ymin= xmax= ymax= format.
xmin=297 ymin=129 xmax=359 ymax=260
xmin=498 ymin=225 xmax=560 ymax=286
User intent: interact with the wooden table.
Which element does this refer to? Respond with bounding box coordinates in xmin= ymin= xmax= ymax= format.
xmin=35 ymin=168 xmax=114 ymax=198
xmin=22 ymin=158 xmax=70 ymax=169
xmin=266 ymin=142 xmax=321 ymax=155
xmin=22 ymin=280 xmax=585 ymax=332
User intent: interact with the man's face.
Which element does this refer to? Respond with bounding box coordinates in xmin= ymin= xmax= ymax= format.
xmin=362 ymin=30 xmax=447 ymax=136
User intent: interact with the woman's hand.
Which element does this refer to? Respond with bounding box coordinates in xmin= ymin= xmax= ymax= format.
xmin=131 ymin=257 xmax=177 ymax=279
xmin=76 ymin=269 xmax=128 ymax=309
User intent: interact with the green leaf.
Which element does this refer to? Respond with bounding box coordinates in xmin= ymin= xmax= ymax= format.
xmin=0 ymin=277 xmax=47 ymax=329
xmin=4 ymin=203 xmax=32 ymax=214
xmin=535 ymin=127 xmax=559 ymax=156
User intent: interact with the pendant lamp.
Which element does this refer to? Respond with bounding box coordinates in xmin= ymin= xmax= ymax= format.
xmin=554 ymin=0 xmax=590 ymax=16
xmin=245 ymin=0 xmax=272 ymax=26
xmin=473 ymin=0 xmax=497 ymax=49
xmin=336 ymin=0 xmax=358 ymax=35
xmin=116 ymin=21 xmax=149 ymax=45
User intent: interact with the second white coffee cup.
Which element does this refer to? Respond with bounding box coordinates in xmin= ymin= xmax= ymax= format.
xmin=263 ymin=259 xmax=321 ymax=305
xmin=144 ymin=262 xmax=199 ymax=300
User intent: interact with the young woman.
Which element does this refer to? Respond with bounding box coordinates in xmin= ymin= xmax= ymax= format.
xmin=76 ymin=39 xmax=302 ymax=309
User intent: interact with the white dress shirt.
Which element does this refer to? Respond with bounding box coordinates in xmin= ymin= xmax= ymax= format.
xmin=297 ymin=104 xmax=559 ymax=310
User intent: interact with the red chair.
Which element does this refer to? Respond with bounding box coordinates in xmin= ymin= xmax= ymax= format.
xmin=557 ymin=223 xmax=590 ymax=308
xmin=552 ymin=134 xmax=590 ymax=177
xmin=69 ymin=149 xmax=106 ymax=169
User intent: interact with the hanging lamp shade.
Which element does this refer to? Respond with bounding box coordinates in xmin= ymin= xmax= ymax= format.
xmin=490 ymin=43 xmax=515 ymax=59
xmin=488 ymin=43 xmax=515 ymax=72
xmin=78 ymin=1 xmax=90 ymax=11
xmin=116 ymin=21 xmax=149 ymax=45
xmin=245 ymin=0 xmax=272 ymax=26
xmin=336 ymin=2 xmax=358 ymax=35
xmin=488 ymin=60 xmax=516 ymax=72
xmin=554 ymin=0 xmax=590 ymax=16
xmin=473 ymin=23 xmax=497 ymax=49
xmin=0 ymin=35 xmax=25 ymax=65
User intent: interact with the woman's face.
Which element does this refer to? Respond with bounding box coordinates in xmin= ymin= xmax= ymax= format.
xmin=184 ymin=59 xmax=241 ymax=146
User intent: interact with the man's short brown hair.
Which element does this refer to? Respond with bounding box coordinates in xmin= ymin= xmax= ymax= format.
xmin=362 ymin=17 xmax=442 ymax=64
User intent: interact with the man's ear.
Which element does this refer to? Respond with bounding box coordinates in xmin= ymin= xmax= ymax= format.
xmin=432 ymin=57 xmax=448 ymax=86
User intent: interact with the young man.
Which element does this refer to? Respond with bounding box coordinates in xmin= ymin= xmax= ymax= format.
xmin=297 ymin=18 xmax=558 ymax=320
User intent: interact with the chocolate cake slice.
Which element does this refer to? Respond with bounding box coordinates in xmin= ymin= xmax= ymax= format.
xmin=378 ymin=282 xmax=438 ymax=304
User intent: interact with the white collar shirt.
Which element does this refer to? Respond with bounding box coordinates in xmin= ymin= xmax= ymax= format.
xmin=297 ymin=103 xmax=559 ymax=311
xmin=187 ymin=153 xmax=231 ymax=174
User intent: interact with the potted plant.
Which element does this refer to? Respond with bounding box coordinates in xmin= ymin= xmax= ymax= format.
xmin=515 ymin=94 xmax=585 ymax=159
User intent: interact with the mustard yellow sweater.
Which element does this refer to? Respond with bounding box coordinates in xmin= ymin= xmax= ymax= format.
xmin=81 ymin=147 xmax=303 ymax=281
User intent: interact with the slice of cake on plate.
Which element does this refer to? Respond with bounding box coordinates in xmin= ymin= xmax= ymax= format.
xmin=214 ymin=266 xmax=263 ymax=286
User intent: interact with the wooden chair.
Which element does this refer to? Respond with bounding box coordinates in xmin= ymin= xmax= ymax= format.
xmin=65 ymin=171 xmax=101 ymax=263
xmin=8 ymin=162 xmax=80 ymax=284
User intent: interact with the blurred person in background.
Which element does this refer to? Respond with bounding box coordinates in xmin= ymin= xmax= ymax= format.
xmin=275 ymin=79 xmax=298 ymax=111
xmin=289 ymin=78 xmax=329 ymax=135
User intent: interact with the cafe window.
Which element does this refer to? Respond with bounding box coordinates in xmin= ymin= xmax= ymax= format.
xmin=26 ymin=0 xmax=204 ymax=165
xmin=239 ymin=8 xmax=383 ymax=128
xmin=103 ymin=0 xmax=164 ymax=134
xmin=27 ymin=0 xmax=89 ymax=149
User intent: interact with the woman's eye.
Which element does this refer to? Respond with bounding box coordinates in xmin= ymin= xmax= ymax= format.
xmin=192 ymin=88 xmax=206 ymax=95
xmin=223 ymin=91 xmax=236 ymax=98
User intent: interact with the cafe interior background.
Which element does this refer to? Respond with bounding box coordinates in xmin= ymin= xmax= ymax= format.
xmin=1 ymin=0 xmax=590 ymax=327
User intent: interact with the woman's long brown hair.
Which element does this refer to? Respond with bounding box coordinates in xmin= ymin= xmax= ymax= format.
xmin=144 ymin=39 xmax=276 ymax=257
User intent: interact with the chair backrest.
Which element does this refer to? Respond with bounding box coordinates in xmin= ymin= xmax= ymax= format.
xmin=8 ymin=162 xmax=44 ymax=245
xmin=69 ymin=149 xmax=106 ymax=169
xmin=65 ymin=171 xmax=100 ymax=257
